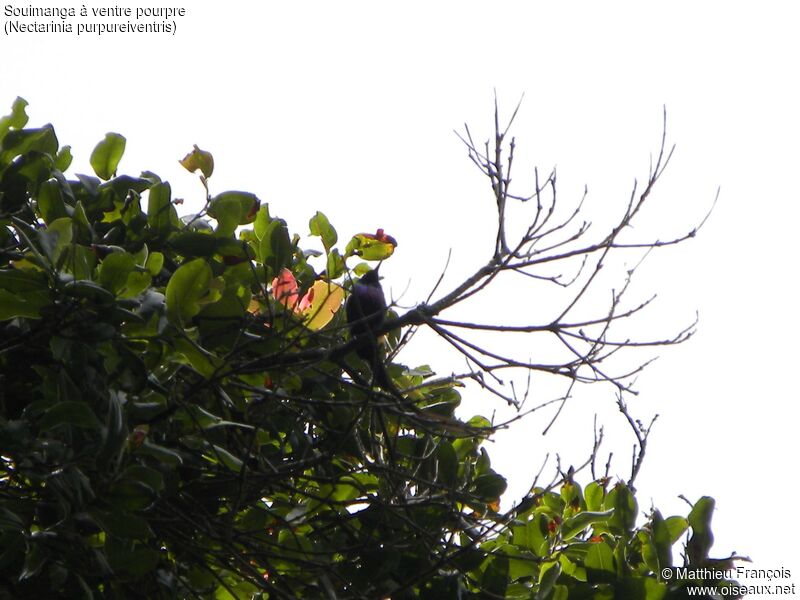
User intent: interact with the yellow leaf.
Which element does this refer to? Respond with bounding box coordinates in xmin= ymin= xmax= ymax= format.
xmin=301 ymin=280 xmax=344 ymax=331
xmin=179 ymin=144 xmax=214 ymax=178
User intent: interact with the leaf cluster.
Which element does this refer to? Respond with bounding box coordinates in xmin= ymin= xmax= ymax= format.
xmin=0 ymin=98 xmax=738 ymax=599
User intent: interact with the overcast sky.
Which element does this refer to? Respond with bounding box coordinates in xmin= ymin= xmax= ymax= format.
xmin=4 ymin=1 xmax=798 ymax=586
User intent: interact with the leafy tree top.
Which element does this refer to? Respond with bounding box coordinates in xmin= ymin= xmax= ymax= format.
xmin=0 ymin=97 xmax=740 ymax=599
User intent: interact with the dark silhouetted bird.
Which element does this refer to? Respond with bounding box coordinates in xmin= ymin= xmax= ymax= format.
xmin=345 ymin=269 xmax=391 ymax=388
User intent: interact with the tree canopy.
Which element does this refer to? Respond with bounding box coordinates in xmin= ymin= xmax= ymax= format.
xmin=0 ymin=97 xmax=740 ymax=599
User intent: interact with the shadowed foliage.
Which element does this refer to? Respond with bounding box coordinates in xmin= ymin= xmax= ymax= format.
xmin=0 ymin=97 xmax=741 ymax=599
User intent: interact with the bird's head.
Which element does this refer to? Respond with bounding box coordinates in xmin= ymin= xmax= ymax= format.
xmin=358 ymin=269 xmax=382 ymax=287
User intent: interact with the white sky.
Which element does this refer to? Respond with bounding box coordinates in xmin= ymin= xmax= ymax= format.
xmin=4 ymin=0 xmax=799 ymax=589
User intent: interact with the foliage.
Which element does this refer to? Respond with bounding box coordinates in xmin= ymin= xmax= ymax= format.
xmin=0 ymin=97 xmax=740 ymax=599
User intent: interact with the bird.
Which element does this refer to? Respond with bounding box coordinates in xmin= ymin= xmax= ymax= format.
xmin=345 ymin=270 xmax=476 ymax=439
xmin=345 ymin=269 xmax=404 ymax=472
xmin=345 ymin=269 xmax=392 ymax=389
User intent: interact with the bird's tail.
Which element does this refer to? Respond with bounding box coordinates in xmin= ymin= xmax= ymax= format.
xmin=355 ymin=337 xmax=400 ymax=396
xmin=371 ymin=357 xmax=395 ymax=392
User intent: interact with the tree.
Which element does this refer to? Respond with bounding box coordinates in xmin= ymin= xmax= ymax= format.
xmin=0 ymin=97 xmax=741 ymax=599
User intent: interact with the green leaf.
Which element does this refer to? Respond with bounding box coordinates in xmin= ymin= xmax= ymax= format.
xmin=0 ymin=268 xmax=49 ymax=293
xmin=650 ymin=510 xmax=673 ymax=570
xmin=473 ymin=472 xmax=507 ymax=502
xmin=96 ymin=390 xmax=126 ymax=465
xmin=435 ymin=441 xmax=458 ymax=487
xmin=0 ymin=289 xmax=47 ymax=320
xmin=147 ymin=183 xmax=180 ymax=239
xmin=101 ymin=174 xmax=152 ymax=201
xmin=120 ymin=465 xmax=164 ymax=493
xmin=687 ymin=496 xmax=715 ymax=565
xmin=0 ymin=507 xmax=24 ymax=532
xmin=147 ymin=181 xmax=178 ymax=238
xmin=585 ymin=542 xmax=615 ymax=574
xmin=197 ymin=272 xmax=250 ymax=323
xmin=106 ymin=541 xmax=160 ymax=577
xmin=94 ymin=510 xmax=154 ymax=540
xmin=169 ymin=230 xmax=223 ymax=257
xmin=218 ymin=238 xmax=255 ymax=265
xmin=466 ymin=414 xmax=491 ymax=431
xmin=144 ymin=251 xmax=164 ymax=276
xmin=606 ymin=482 xmax=638 ymax=534
xmin=644 ymin=578 xmax=668 ymax=600
xmin=253 ymin=204 xmax=271 ymax=239
xmin=214 ymin=580 xmax=260 ymax=600
xmin=585 ymin=481 xmax=605 ymax=511
xmin=98 ymin=252 xmax=136 ymax=295
xmin=19 ymin=543 xmax=47 ymax=581
xmin=109 ymin=480 xmax=158 ymax=511
xmin=166 ymin=258 xmax=222 ymax=325
xmin=0 ymin=125 xmax=58 ymax=165
xmin=0 ymin=96 xmax=29 ymax=145
xmin=536 ymin=560 xmax=562 ymax=600
xmin=561 ymin=509 xmax=615 ymax=540
xmin=664 ymin=515 xmax=689 ymax=544
xmin=37 ymin=217 xmax=73 ymax=263
xmin=54 ymin=145 xmax=72 ymax=171
xmin=530 ymin=514 xmax=552 ymax=557
xmin=173 ymin=336 xmax=223 ymax=379
xmin=72 ymin=200 xmax=93 ymax=238
xmin=328 ymin=477 xmax=364 ymax=503
xmin=90 ymin=132 xmax=126 ymax=180
xmin=138 ymin=440 xmax=183 ymax=465
xmin=120 ymin=270 xmax=152 ymax=298
xmin=537 ymin=488 xmax=565 ymax=515
xmin=558 ymin=553 xmax=586 ymax=582
xmin=476 ymin=446 xmax=491 ymax=475
xmin=502 ymin=545 xmax=537 ymax=581
xmin=38 ymin=401 xmax=102 ymax=431
xmin=259 ymin=218 xmax=292 ymax=276
xmin=208 ymin=191 xmax=260 ymax=237
xmin=561 ymin=481 xmax=583 ymax=508
xmin=481 ymin=554 xmax=509 ymax=597
xmin=0 ymin=269 xmax=50 ymax=320
xmin=175 ymin=404 xmax=226 ymax=429
xmin=12 ymin=217 xmax=50 ymax=268
xmin=207 ymin=444 xmax=243 ymax=473
xmin=326 ymin=248 xmax=345 ymax=279
xmin=63 ymin=279 xmax=116 ymax=304
xmin=309 ymin=211 xmax=338 ymax=251
xmin=36 ymin=178 xmax=69 ymax=224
